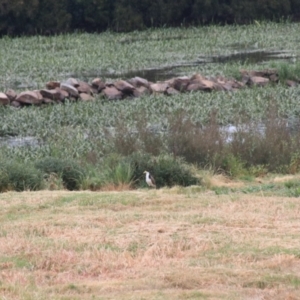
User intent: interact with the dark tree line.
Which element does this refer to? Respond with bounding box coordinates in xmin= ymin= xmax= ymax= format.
xmin=0 ymin=0 xmax=300 ymax=35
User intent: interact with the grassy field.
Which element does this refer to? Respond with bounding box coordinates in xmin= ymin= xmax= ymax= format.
xmin=1 ymin=175 xmax=300 ymax=300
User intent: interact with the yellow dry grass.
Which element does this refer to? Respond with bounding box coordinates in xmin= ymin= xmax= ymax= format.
xmin=0 ymin=188 xmax=300 ymax=300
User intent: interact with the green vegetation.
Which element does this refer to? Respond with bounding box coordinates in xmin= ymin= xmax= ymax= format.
xmin=1 ymin=0 xmax=300 ymax=35
xmin=0 ymin=160 xmax=43 ymax=191
xmin=35 ymin=157 xmax=85 ymax=190
xmin=0 ymin=24 xmax=300 ymax=191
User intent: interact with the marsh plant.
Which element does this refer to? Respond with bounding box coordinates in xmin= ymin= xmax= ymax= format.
xmin=0 ymin=160 xmax=43 ymax=192
xmin=35 ymin=157 xmax=85 ymax=190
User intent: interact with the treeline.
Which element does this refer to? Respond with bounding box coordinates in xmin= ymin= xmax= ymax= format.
xmin=1 ymin=0 xmax=300 ymax=35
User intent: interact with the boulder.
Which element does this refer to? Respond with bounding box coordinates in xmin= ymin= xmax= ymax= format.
xmin=286 ymin=80 xmax=298 ymax=87
xmin=55 ymin=88 xmax=69 ymax=101
xmin=269 ymin=73 xmax=279 ymax=83
xmin=46 ymin=81 xmax=60 ymax=89
xmin=113 ymin=80 xmax=135 ymax=94
xmin=5 ymin=89 xmax=17 ymax=101
xmin=249 ymin=76 xmax=269 ymax=87
xmin=128 ymin=76 xmax=150 ymax=88
xmin=65 ymin=77 xmax=79 ymax=87
xmin=187 ymin=78 xmax=216 ymax=92
xmin=79 ymin=93 xmax=94 ymax=101
xmin=11 ymin=100 xmax=21 ymax=108
xmin=150 ymin=82 xmax=169 ymax=93
xmin=190 ymin=73 xmax=206 ymax=82
xmin=133 ymin=86 xmax=150 ymax=97
xmin=77 ymin=81 xmax=93 ymax=94
xmin=102 ymin=86 xmax=123 ymax=100
xmin=166 ymin=87 xmax=180 ymax=95
xmin=40 ymin=89 xmax=63 ymax=101
xmin=170 ymin=76 xmax=190 ymax=92
xmin=43 ymin=98 xmax=56 ymax=104
xmin=16 ymin=91 xmax=43 ymax=105
xmin=0 ymin=92 xmax=9 ymax=105
xmin=60 ymin=82 xmax=79 ymax=98
xmin=91 ymin=78 xmax=106 ymax=91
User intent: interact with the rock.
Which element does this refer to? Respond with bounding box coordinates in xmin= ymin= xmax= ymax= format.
xmin=5 ymin=89 xmax=17 ymax=101
xmin=150 ymin=82 xmax=169 ymax=93
xmin=128 ymin=76 xmax=150 ymax=88
xmin=91 ymin=78 xmax=106 ymax=91
xmin=46 ymin=81 xmax=60 ymax=89
xmin=113 ymin=80 xmax=135 ymax=94
xmin=286 ymin=80 xmax=298 ymax=87
xmin=34 ymin=90 xmax=43 ymax=101
xmin=56 ymin=88 xmax=69 ymax=100
xmin=249 ymin=76 xmax=269 ymax=86
xmin=133 ymin=86 xmax=150 ymax=97
xmin=102 ymin=86 xmax=123 ymax=100
xmin=43 ymin=98 xmax=56 ymax=104
xmin=60 ymin=83 xmax=79 ymax=98
xmin=65 ymin=78 xmax=79 ymax=87
xmin=40 ymin=89 xmax=63 ymax=101
xmin=79 ymin=93 xmax=94 ymax=101
xmin=170 ymin=76 xmax=190 ymax=92
xmin=11 ymin=100 xmax=21 ymax=108
xmin=16 ymin=91 xmax=43 ymax=105
xmin=77 ymin=81 xmax=93 ymax=94
xmin=231 ymin=80 xmax=245 ymax=89
xmin=0 ymin=92 xmax=9 ymax=105
xmin=187 ymin=79 xmax=216 ymax=92
xmin=166 ymin=87 xmax=180 ymax=95
xmin=190 ymin=73 xmax=206 ymax=82
xmin=269 ymin=73 xmax=279 ymax=82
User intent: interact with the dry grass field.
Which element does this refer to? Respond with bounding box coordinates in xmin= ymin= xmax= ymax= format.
xmin=1 ymin=177 xmax=300 ymax=300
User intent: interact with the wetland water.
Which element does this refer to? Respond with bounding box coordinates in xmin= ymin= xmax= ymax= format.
xmin=72 ymin=49 xmax=296 ymax=83
xmin=1 ymin=49 xmax=298 ymax=148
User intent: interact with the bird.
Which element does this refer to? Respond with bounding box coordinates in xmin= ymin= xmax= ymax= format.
xmin=143 ymin=171 xmax=156 ymax=188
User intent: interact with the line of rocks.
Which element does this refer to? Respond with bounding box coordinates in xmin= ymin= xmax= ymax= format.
xmin=0 ymin=69 xmax=298 ymax=107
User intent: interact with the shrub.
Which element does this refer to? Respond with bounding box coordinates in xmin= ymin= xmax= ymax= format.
xmin=167 ymin=109 xmax=225 ymax=166
xmin=126 ymin=152 xmax=199 ymax=188
xmin=0 ymin=161 xmax=43 ymax=192
xmin=35 ymin=157 xmax=85 ymax=190
xmin=0 ymin=166 xmax=10 ymax=192
xmin=219 ymin=153 xmax=247 ymax=178
xmin=153 ymin=154 xmax=199 ymax=188
xmin=101 ymin=154 xmax=134 ymax=188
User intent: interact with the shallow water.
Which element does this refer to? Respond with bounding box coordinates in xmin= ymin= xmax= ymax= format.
xmin=74 ymin=50 xmax=296 ymax=83
xmin=0 ymin=136 xmax=39 ymax=148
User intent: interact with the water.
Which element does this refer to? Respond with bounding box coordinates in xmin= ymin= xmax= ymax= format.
xmin=0 ymin=136 xmax=39 ymax=148
xmin=74 ymin=50 xmax=296 ymax=83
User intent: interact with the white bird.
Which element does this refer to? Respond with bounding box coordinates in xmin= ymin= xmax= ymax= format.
xmin=143 ymin=171 xmax=156 ymax=188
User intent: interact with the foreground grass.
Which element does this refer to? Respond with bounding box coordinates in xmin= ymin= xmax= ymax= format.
xmin=0 ymin=184 xmax=300 ymax=299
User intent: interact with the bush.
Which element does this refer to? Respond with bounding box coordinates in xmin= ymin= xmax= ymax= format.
xmin=126 ymin=152 xmax=199 ymax=188
xmin=100 ymin=154 xmax=134 ymax=187
xmin=35 ymin=157 xmax=85 ymax=190
xmin=0 ymin=161 xmax=43 ymax=192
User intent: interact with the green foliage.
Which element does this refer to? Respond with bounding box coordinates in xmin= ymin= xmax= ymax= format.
xmin=35 ymin=157 xmax=85 ymax=190
xmin=126 ymin=152 xmax=199 ymax=188
xmin=0 ymin=161 xmax=43 ymax=192
xmin=101 ymin=154 xmax=134 ymax=186
xmin=219 ymin=153 xmax=247 ymax=178
xmin=152 ymin=154 xmax=199 ymax=188
xmin=275 ymin=62 xmax=300 ymax=82
xmin=0 ymin=0 xmax=299 ymax=35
